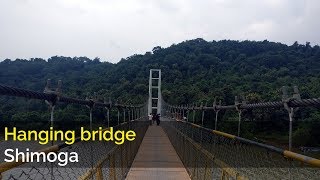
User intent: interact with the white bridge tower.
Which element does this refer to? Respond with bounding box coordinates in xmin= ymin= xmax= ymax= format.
xmin=148 ymin=69 xmax=162 ymax=115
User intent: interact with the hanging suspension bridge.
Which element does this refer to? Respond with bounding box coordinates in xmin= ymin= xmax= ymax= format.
xmin=0 ymin=69 xmax=319 ymax=180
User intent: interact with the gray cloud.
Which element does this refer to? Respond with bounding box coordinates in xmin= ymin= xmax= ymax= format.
xmin=0 ymin=0 xmax=319 ymax=63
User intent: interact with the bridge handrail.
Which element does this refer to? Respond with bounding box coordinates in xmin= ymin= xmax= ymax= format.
xmin=176 ymin=120 xmax=320 ymax=168
xmin=78 ymin=119 xmax=149 ymax=180
xmin=168 ymin=98 xmax=320 ymax=110
xmin=164 ymin=121 xmax=247 ymax=179
xmin=0 ymin=84 xmax=145 ymax=108
xmin=78 ymin=145 xmax=118 ymax=180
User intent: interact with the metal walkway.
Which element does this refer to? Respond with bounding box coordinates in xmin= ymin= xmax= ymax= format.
xmin=126 ymin=125 xmax=190 ymax=180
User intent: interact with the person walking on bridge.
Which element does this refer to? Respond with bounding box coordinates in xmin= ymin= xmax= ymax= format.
xmin=148 ymin=113 xmax=153 ymax=125
xmin=152 ymin=112 xmax=157 ymax=124
xmin=156 ymin=113 xmax=160 ymax=126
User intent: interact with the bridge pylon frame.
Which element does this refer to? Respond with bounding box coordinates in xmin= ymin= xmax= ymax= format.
xmin=148 ymin=69 xmax=162 ymax=115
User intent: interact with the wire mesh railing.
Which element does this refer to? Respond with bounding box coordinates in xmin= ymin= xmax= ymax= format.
xmin=0 ymin=120 xmax=149 ymax=180
xmin=0 ymin=83 xmax=149 ymax=180
xmin=78 ymin=120 xmax=149 ymax=180
xmin=163 ymin=86 xmax=320 ymax=155
xmin=162 ymin=119 xmax=320 ymax=180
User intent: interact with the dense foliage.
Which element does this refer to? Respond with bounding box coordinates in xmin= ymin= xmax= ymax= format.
xmin=0 ymin=39 xmax=319 ymax=148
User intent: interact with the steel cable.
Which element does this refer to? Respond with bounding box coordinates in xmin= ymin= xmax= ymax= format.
xmin=167 ymin=98 xmax=320 ymax=111
xmin=0 ymin=84 xmax=145 ymax=109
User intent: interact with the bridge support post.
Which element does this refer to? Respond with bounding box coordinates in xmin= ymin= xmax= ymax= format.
xmin=104 ymin=98 xmax=111 ymax=127
xmin=187 ymin=105 xmax=189 ymax=122
xmin=201 ymin=102 xmax=206 ymax=126
xmin=135 ymin=108 xmax=137 ymax=120
xmin=282 ymin=86 xmax=300 ymax=151
xmin=237 ymin=110 xmax=242 ymax=137
xmin=117 ymin=109 xmax=120 ymax=125
xmin=173 ymin=106 xmax=175 ymax=119
xmin=182 ymin=105 xmax=185 ymax=120
xmin=137 ymin=108 xmax=139 ymax=120
xmin=44 ymin=79 xmax=61 ymax=135
xmin=134 ymin=107 xmax=136 ymax=120
xmin=133 ymin=108 xmax=135 ymax=120
xmin=213 ymin=98 xmax=221 ymax=130
xmin=172 ymin=106 xmax=175 ymax=119
xmin=123 ymin=109 xmax=126 ymax=123
xmin=235 ymin=96 xmax=243 ymax=137
xmin=192 ymin=104 xmax=196 ymax=123
xmin=85 ymin=94 xmax=96 ymax=176
xmin=107 ymin=108 xmax=110 ymax=127
xmin=44 ymin=79 xmax=61 ymax=180
xmin=128 ymin=109 xmax=130 ymax=122
xmin=214 ymin=111 xmax=219 ymax=130
xmin=176 ymin=106 xmax=179 ymax=119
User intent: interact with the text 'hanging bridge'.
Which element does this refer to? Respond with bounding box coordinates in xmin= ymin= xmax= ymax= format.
xmin=0 ymin=69 xmax=319 ymax=180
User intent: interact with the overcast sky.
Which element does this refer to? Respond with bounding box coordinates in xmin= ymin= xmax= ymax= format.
xmin=0 ymin=0 xmax=319 ymax=63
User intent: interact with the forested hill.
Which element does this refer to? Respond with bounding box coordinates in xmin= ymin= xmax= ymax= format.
xmin=1 ymin=39 xmax=319 ymax=105
xmin=1 ymin=39 xmax=320 ymax=146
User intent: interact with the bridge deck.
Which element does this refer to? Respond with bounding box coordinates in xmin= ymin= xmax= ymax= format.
xmin=126 ymin=124 xmax=190 ymax=180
